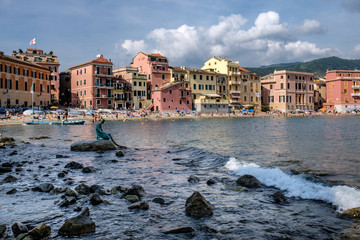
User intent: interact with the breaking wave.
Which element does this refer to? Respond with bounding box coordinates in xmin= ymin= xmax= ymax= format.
xmin=225 ymin=157 xmax=360 ymax=212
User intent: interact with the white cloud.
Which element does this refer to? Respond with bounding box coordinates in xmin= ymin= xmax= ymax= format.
xmin=299 ymin=19 xmax=327 ymax=35
xmin=115 ymin=11 xmax=333 ymax=67
xmin=354 ymin=44 xmax=360 ymax=52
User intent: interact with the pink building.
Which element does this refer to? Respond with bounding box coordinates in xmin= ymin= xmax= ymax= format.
xmin=130 ymin=52 xmax=171 ymax=95
xmin=69 ymin=55 xmax=114 ymax=109
xmin=261 ymin=70 xmax=315 ymax=112
xmin=324 ymin=70 xmax=360 ymax=112
xmin=153 ymin=82 xmax=192 ymax=112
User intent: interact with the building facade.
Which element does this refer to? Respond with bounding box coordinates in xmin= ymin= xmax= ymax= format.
xmin=0 ymin=51 xmax=51 ymax=108
xmin=314 ymin=78 xmax=326 ymax=111
xmin=239 ymin=67 xmax=261 ymax=111
xmin=12 ymin=48 xmax=60 ymax=104
xmin=113 ymin=77 xmax=132 ymax=110
xmin=153 ymin=82 xmax=192 ymax=112
xmin=69 ymin=55 xmax=114 ymax=109
xmin=324 ymin=70 xmax=360 ymax=112
xmin=59 ymin=70 xmax=71 ymax=106
xmin=113 ymin=67 xmax=150 ymax=109
xmin=261 ymin=70 xmax=315 ymax=112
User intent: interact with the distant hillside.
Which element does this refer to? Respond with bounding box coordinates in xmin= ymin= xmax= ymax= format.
xmin=246 ymin=56 xmax=360 ymax=77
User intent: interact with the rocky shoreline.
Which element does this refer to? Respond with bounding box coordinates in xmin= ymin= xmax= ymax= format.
xmin=1 ymin=135 xmax=360 ymax=239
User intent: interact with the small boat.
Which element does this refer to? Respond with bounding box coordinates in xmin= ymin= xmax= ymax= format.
xmin=24 ymin=120 xmax=85 ymax=125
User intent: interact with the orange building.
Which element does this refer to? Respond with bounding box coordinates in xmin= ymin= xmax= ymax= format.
xmin=69 ymin=55 xmax=115 ymax=109
xmin=0 ymin=51 xmax=51 ymax=108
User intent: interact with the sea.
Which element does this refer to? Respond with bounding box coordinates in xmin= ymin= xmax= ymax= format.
xmin=1 ymin=116 xmax=360 ymax=239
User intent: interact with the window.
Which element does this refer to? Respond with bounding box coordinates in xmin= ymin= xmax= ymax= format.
xmin=80 ymin=69 xmax=82 ymax=75
xmin=206 ymin=76 xmax=209 ymax=80
xmin=251 ymin=96 xmax=253 ymax=102
xmin=179 ymin=100 xmax=182 ymax=104
xmin=193 ymin=74 xmax=196 ymax=80
xmin=108 ymin=99 xmax=112 ymax=105
xmin=107 ymin=68 xmax=111 ymax=75
xmin=80 ymin=80 xmax=82 ymax=85
xmin=80 ymin=91 xmax=82 ymax=96
xmin=162 ymin=74 xmax=165 ymax=80
xmin=287 ymin=83 xmax=290 ymax=89
xmin=84 ymin=79 xmax=86 ymax=85
xmin=139 ymin=82 xmax=142 ymax=87
xmin=281 ymin=83 xmax=284 ymax=89
xmin=163 ymin=98 xmax=166 ymax=102
xmin=84 ymin=68 xmax=86 ymax=74
xmin=25 ymin=82 xmax=28 ymax=91
xmin=200 ymin=75 xmax=203 ymax=80
xmin=148 ymin=74 xmax=151 ymax=80
xmin=270 ymin=85 xmax=273 ymax=89
xmin=211 ymin=76 xmax=214 ymax=81
xmin=244 ymin=86 xmax=247 ymax=92
xmin=77 ymin=70 xmax=79 ymax=75
xmin=134 ymin=81 xmax=137 ymax=86
xmin=96 ymin=99 xmax=101 ymax=105
xmin=244 ymin=96 xmax=247 ymax=101
xmin=16 ymin=81 xmax=19 ymax=90
xmin=193 ymin=84 xmax=196 ymax=90
xmin=40 ymin=84 xmax=42 ymax=92
xmin=169 ymin=90 xmax=172 ymax=94
xmin=84 ymin=90 xmax=86 ymax=96
xmin=77 ymin=81 xmax=78 ymax=86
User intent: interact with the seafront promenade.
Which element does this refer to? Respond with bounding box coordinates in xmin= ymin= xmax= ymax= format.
xmin=0 ymin=111 xmax=358 ymax=126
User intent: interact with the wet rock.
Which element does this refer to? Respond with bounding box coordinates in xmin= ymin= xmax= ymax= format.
xmin=115 ymin=151 xmax=124 ymax=157
xmin=2 ymin=175 xmax=18 ymax=183
xmin=236 ymin=174 xmax=261 ymax=188
xmin=163 ymin=226 xmax=195 ymax=235
xmin=8 ymin=150 xmax=17 ymax=156
xmin=38 ymin=165 xmax=45 ymax=169
xmin=82 ymin=166 xmax=96 ymax=173
xmin=128 ymin=201 xmax=149 ymax=210
xmin=152 ymin=197 xmax=165 ymax=205
xmin=185 ymin=191 xmax=213 ymax=219
xmin=0 ymin=224 xmax=6 ymax=238
xmin=188 ymin=175 xmax=200 ymax=184
xmin=2 ymin=162 xmax=14 ymax=168
xmin=28 ymin=222 xmax=51 ymax=240
xmin=57 ymin=171 xmax=67 ymax=178
xmin=64 ymin=161 xmax=84 ymax=169
xmin=15 ymin=167 xmax=23 ymax=172
xmin=124 ymin=195 xmax=139 ymax=203
xmin=122 ymin=185 xmax=145 ymax=199
xmin=6 ymin=188 xmax=17 ymax=194
xmin=111 ymin=186 xmax=127 ymax=194
xmin=56 ymin=154 xmax=69 ymax=158
xmin=75 ymin=183 xmax=91 ymax=195
xmin=341 ymin=207 xmax=360 ymax=220
xmin=58 ymin=207 xmax=95 ymax=236
xmin=70 ymin=140 xmax=116 ymax=152
xmin=206 ymin=178 xmax=216 ymax=185
xmin=59 ymin=197 xmax=77 ymax=207
xmin=0 ymin=166 xmax=12 ymax=173
xmin=51 ymin=187 xmax=67 ymax=194
xmin=90 ymin=185 xmax=110 ymax=195
xmin=32 ymin=183 xmax=54 ymax=192
xmin=65 ymin=188 xmax=79 ymax=198
xmin=74 ymin=206 xmax=82 ymax=212
xmin=200 ymin=225 xmax=218 ymax=233
xmin=272 ymin=191 xmax=288 ymax=204
xmin=90 ymin=193 xmax=104 ymax=206
xmin=29 ymin=136 xmax=50 ymax=140
xmin=11 ymin=222 xmax=28 ymax=238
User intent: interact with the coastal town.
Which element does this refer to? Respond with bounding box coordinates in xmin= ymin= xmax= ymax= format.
xmin=1 ymin=46 xmax=360 ymax=122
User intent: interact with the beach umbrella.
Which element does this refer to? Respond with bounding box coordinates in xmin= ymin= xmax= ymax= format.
xmin=50 ymin=106 xmax=58 ymax=109
xmin=250 ymin=109 xmax=254 ymax=112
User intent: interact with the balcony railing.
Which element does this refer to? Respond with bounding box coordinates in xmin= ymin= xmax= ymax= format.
xmin=351 ymin=93 xmax=360 ymax=97
xmin=230 ymin=71 xmax=240 ymax=76
xmin=96 ymin=83 xmax=113 ymax=88
xmin=230 ymin=90 xmax=241 ymax=94
xmin=96 ymin=94 xmax=113 ymax=98
xmin=229 ymin=80 xmax=239 ymax=85
xmin=352 ymin=85 xmax=360 ymax=89
xmin=230 ymin=99 xmax=240 ymax=103
xmin=115 ymin=98 xmax=132 ymax=101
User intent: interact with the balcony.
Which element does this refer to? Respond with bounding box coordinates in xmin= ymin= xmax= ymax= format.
xmin=229 ymin=80 xmax=239 ymax=85
xmin=136 ymin=96 xmax=145 ymax=101
xmin=96 ymin=83 xmax=113 ymax=88
xmin=351 ymin=93 xmax=360 ymax=97
xmin=352 ymin=85 xmax=360 ymax=89
xmin=96 ymin=94 xmax=113 ymax=98
xmin=230 ymin=90 xmax=241 ymax=94
xmin=230 ymin=99 xmax=240 ymax=103
xmin=115 ymin=98 xmax=132 ymax=101
xmin=230 ymin=71 xmax=240 ymax=76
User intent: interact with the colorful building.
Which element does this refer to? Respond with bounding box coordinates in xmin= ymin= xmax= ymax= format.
xmin=12 ymin=48 xmax=60 ymax=104
xmin=324 ymin=70 xmax=360 ymax=112
xmin=239 ymin=67 xmax=261 ymax=111
xmin=113 ymin=67 xmax=150 ymax=109
xmin=69 ymin=55 xmax=114 ymax=109
xmin=261 ymin=70 xmax=315 ymax=112
xmin=0 ymin=51 xmax=51 ymax=108
xmin=314 ymin=78 xmax=326 ymax=111
xmin=59 ymin=70 xmax=71 ymax=106
xmin=152 ymin=82 xmax=192 ymax=112
xmin=113 ymin=77 xmax=132 ymax=110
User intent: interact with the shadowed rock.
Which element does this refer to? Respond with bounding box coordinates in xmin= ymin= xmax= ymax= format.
xmin=82 ymin=166 xmax=96 ymax=173
xmin=115 ymin=151 xmax=124 ymax=157
xmin=188 ymin=175 xmax=200 ymax=184
xmin=2 ymin=175 xmax=18 ymax=183
xmin=11 ymin=222 xmax=28 ymax=238
xmin=341 ymin=207 xmax=360 ymax=220
xmin=128 ymin=201 xmax=149 ymax=210
xmin=0 ymin=224 xmax=6 ymax=238
xmin=28 ymin=222 xmax=51 ymax=239
xmin=124 ymin=195 xmax=139 ymax=203
xmin=75 ymin=183 xmax=91 ymax=195
xmin=70 ymin=140 xmax=116 ymax=151
xmin=163 ymin=226 xmax=195 ymax=235
xmin=122 ymin=185 xmax=145 ymax=199
xmin=90 ymin=193 xmax=104 ymax=206
xmin=272 ymin=191 xmax=288 ymax=204
xmin=58 ymin=207 xmax=95 ymax=236
xmin=6 ymin=188 xmax=17 ymax=194
xmin=64 ymin=161 xmax=84 ymax=169
xmin=32 ymin=183 xmax=54 ymax=192
xmin=236 ymin=174 xmax=261 ymax=188
xmin=185 ymin=191 xmax=213 ymax=219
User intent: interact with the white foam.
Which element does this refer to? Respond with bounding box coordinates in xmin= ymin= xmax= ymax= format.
xmin=225 ymin=157 xmax=360 ymax=212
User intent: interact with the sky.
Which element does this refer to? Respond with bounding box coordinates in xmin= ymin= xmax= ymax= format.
xmin=1 ymin=0 xmax=360 ymax=72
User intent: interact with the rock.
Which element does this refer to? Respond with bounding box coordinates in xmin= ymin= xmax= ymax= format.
xmin=185 ymin=191 xmax=213 ymax=219
xmin=32 ymin=183 xmax=54 ymax=192
xmin=2 ymin=162 xmax=14 ymax=168
xmin=90 ymin=193 xmax=104 ymax=206
xmin=82 ymin=166 xmax=96 ymax=173
xmin=2 ymin=175 xmax=18 ymax=183
xmin=56 ymin=154 xmax=69 ymax=158
xmin=51 ymin=187 xmax=67 ymax=194
xmin=74 ymin=206 xmax=82 ymax=212
xmin=75 ymin=183 xmax=91 ymax=195
xmin=188 ymin=175 xmax=200 ymax=184
xmin=163 ymin=226 xmax=195 ymax=235
xmin=8 ymin=150 xmax=17 ymax=156
xmin=15 ymin=167 xmax=23 ymax=172
xmin=6 ymin=188 xmax=17 ymax=194
xmin=38 ymin=165 xmax=45 ymax=169
xmin=57 ymin=172 xmax=67 ymax=178
xmin=29 ymin=136 xmax=49 ymax=140
xmin=58 ymin=207 xmax=96 ymax=236
xmin=111 ymin=186 xmax=126 ymax=194
xmin=0 ymin=224 xmax=6 ymax=238
xmin=272 ymin=191 xmax=288 ymax=204
xmin=152 ymin=197 xmax=165 ymax=205
xmin=70 ymin=140 xmax=116 ymax=152
xmin=90 ymin=185 xmax=109 ymax=195
xmin=0 ymin=167 xmax=12 ymax=173
xmin=65 ymin=188 xmax=79 ymax=198
xmin=59 ymin=197 xmax=77 ymax=207
xmin=11 ymin=222 xmax=28 ymax=238
xmin=122 ymin=185 xmax=145 ymax=198
xmin=28 ymin=222 xmax=51 ymax=240
xmin=206 ymin=178 xmax=216 ymax=185
xmin=128 ymin=201 xmax=149 ymax=210
xmin=341 ymin=207 xmax=360 ymax=220
xmin=124 ymin=195 xmax=140 ymax=203
xmin=64 ymin=161 xmax=84 ymax=169
xmin=200 ymin=225 xmax=218 ymax=233
xmin=115 ymin=151 xmax=124 ymax=157
xmin=236 ymin=174 xmax=261 ymax=188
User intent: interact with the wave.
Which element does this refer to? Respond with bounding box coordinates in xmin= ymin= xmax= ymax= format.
xmin=225 ymin=157 xmax=360 ymax=212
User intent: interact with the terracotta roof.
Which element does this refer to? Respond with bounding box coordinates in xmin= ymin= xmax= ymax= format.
xmin=239 ymin=67 xmax=250 ymax=73
xmin=139 ymin=52 xmax=166 ymax=58
xmin=69 ymin=55 xmax=112 ymax=69
xmin=0 ymin=53 xmax=51 ymax=72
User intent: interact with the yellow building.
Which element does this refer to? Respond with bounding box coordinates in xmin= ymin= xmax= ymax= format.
xmin=0 ymin=51 xmax=51 ymax=108
xmin=239 ymin=67 xmax=261 ymax=111
xmin=113 ymin=67 xmax=150 ymax=109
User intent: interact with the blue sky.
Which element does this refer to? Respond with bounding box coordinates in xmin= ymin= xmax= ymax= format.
xmin=1 ymin=0 xmax=360 ymax=72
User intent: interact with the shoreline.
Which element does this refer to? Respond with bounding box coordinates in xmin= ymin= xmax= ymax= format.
xmin=0 ymin=112 xmax=359 ymax=126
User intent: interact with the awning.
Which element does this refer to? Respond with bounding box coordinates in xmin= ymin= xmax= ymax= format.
xmin=202 ymin=93 xmax=221 ymax=97
xmin=231 ymin=93 xmax=240 ymax=97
